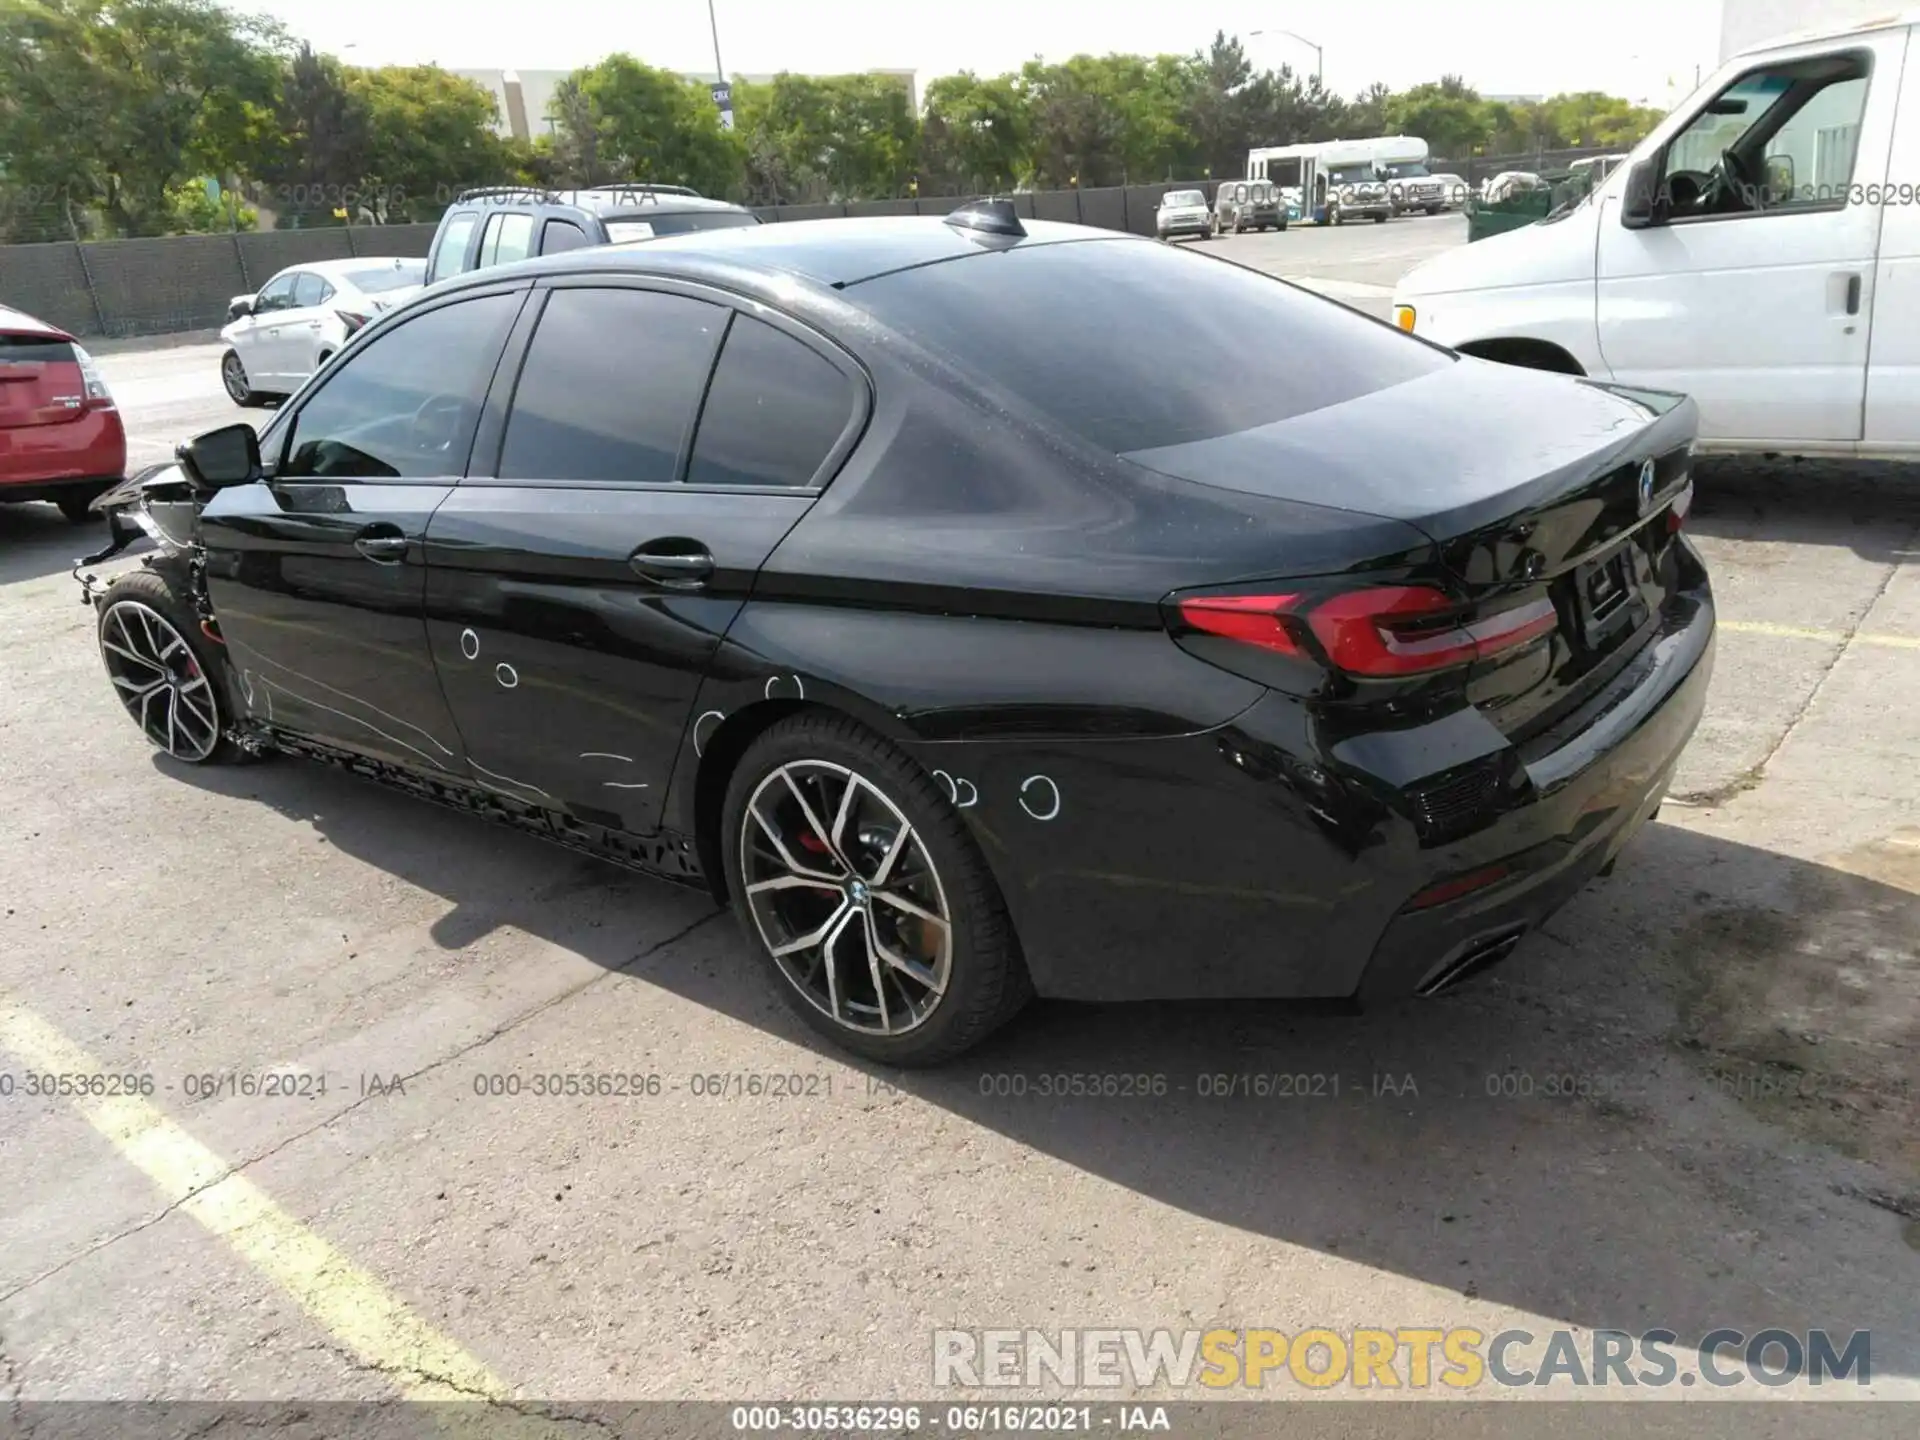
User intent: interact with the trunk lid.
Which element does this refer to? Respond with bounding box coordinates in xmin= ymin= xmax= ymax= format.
xmin=1124 ymin=358 xmax=1699 ymax=740
xmin=0 ymin=332 xmax=87 ymax=429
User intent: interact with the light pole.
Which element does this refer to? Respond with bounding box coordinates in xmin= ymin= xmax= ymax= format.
xmin=707 ymin=0 xmax=724 ymax=82
xmin=1251 ymin=28 xmax=1322 ymax=89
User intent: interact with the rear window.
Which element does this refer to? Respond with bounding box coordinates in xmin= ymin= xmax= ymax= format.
xmin=853 ymin=238 xmax=1449 ymax=452
xmin=607 ymin=210 xmax=759 ymax=240
xmin=0 ymin=335 xmax=76 ymax=363
xmin=344 ymin=262 xmax=426 ymax=293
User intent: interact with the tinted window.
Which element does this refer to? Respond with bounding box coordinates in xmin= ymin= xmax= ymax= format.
xmin=292 ymin=273 xmax=331 ymax=307
xmin=855 ymin=239 xmax=1450 ymax=452
xmin=540 ymin=218 xmax=592 ymax=254
xmin=479 ymin=211 xmax=534 ymax=268
xmin=687 ymin=316 xmax=855 ymax=489
xmin=279 ymin=294 xmax=518 ymax=480
xmin=499 ymin=289 xmax=724 ymax=485
xmin=429 ymin=213 xmax=478 ymax=281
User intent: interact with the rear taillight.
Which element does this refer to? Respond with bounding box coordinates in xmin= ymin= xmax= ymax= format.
xmin=337 ymin=309 xmax=372 ymax=335
xmin=1176 ymin=585 xmax=1557 ymax=679
xmin=73 ymin=345 xmax=113 ymax=409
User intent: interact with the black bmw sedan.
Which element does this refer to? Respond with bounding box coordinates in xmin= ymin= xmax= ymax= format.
xmin=79 ymin=200 xmax=1713 ymax=1065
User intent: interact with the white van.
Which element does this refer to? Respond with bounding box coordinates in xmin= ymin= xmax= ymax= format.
xmin=1392 ymin=11 xmax=1920 ymax=457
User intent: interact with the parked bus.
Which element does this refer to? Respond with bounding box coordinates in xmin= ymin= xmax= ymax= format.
xmin=1248 ymin=135 xmax=1433 ymax=224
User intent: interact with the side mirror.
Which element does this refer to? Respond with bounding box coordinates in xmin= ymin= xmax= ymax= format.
xmin=177 ymin=423 xmax=261 ymax=490
xmin=1765 ymin=153 xmax=1795 ymax=205
xmin=1621 ymin=158 xmax=1662 ymax=229
xmin=228 ymin=294 xmax=255 ymax=320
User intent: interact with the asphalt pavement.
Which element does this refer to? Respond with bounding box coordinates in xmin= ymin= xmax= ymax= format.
xmin=1 ymin=212 xmax=1916 ymax=1419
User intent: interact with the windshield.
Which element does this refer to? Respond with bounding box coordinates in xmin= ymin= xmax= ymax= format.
xmin=344 ymin=262 xmax=426 ymax=293
xmin=1376 ymin=162 xmax=1431 ymax=179
xmin=1325 ymin=164 xmax=1378 ymax=185
xmin=1164 ymin=191 xmax=1205 ymax=207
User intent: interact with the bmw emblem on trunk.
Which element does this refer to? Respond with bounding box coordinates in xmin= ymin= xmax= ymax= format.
xmin=1637 ymin=458 xmax=1656 ymax=515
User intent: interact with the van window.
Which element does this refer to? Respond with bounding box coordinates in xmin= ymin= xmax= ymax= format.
xmin=430 ymin=212 xmax=478 ymax=282
xmin=1664 ymin=53 xmax=1871 ymax=214
xmin=479 ymin=211 xmax=535 ymax=268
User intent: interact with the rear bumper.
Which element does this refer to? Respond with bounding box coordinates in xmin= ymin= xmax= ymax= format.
xmin=0 ymin=408 xmax=127 ymax=491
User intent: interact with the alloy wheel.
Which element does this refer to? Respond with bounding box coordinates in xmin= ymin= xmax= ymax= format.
xmin=739 ymin=760 xmax=953 ymax=1036
xmin=221 ymin=352 xmax=249 ymax=404
xmin=99 ymin=601 xmax=221 ymax=761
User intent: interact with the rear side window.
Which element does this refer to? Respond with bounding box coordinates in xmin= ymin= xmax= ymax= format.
xmin=499 ymin=288 xmax=725 ymax=485
xmin=292 ymin=273 xmax=332 ymax=307
xmin=687 ymin=316 xmax=857 ymax=489
xmin=854 ymin=238 xmax=1450 ymax=453
xmin=540 ymin=218 xmax=592 ymax=254
xmin=430 ymin=213 xmax=478 ymax=281
xmin=479 ymin=212 xmax=534 ymax=268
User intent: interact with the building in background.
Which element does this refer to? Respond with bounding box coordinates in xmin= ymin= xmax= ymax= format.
xmin=452 ymin=68 xmax=917 ymax=143
xmin=1719 ymin=0 xmax=1896 ymax=58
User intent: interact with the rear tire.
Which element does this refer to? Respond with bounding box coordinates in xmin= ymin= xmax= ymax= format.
xmin=97 ymin=569 xmax=248 ymax=765
xmin=1374 ymin=213 xmax=1389 ymax=223
xmin=721 ymin=711 xmax=1031 ymax=1066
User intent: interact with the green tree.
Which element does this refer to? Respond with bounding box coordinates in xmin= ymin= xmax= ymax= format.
xmin=0 ymin=0 xmax=286 ymax=237
xmin=1018 ymin=53 xmax=1192 ymax=187
xmin=348 ymin=65 xmax=509 ymax=220
xmin=550 ymin=55 xmax=741 ymax=196
xmin=246 ymin=42 xmax=372 ymax=218
xmin=733 ymin=72 xmax=917 ymax=202
xmin=920 ymin=72 xmax=1030 ymax=194
xmin=1385 ymin=77 xmax=1490 ymax=160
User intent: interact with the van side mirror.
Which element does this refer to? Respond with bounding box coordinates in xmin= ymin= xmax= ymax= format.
xmin=177 ymin=423 xmax=261 ymax=490
xmin=1621 ymin=159 xmax=1662 ymax=229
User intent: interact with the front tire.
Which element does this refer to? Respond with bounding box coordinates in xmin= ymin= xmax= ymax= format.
xmin=56 ymin=485 xmax=110 ymax=523
xmin=97 ymin=570 xmax=246 ymax=764
xmin=722 ymin=712 xmax=1031 ymax=1066
xmin=221 ymin=348 xmax=267 ymax=408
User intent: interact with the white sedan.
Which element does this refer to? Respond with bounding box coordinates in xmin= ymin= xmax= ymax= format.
xmin=219 ymin=256 xmax=426 ymax=407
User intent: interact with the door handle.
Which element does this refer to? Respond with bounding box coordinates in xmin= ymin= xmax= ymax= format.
xmin=354 ymin=528 xmax=410 ymax=564
xmin=629 ymin=541 xmax=714 ymax=590
xmin=1845 ymin=273 xmax=1862 ymax=315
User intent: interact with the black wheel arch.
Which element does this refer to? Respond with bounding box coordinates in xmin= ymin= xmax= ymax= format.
xmin=1454 ymin=337 xmax=1588 ymax=375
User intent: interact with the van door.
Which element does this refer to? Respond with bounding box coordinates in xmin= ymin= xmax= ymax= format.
xmin=1865 ymin=24 xmax=1920 ymax=448
xmin=1594 ymin=31 xmax=1906 ymax=445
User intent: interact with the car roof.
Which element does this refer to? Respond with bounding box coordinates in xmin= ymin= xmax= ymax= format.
xmin=272 ymin=257 xmax=425 ymax=283
xmin=440 ymin=215 xmax=1142 ymax=294
xmin=0 ymin=304 xmax=65 ymax=338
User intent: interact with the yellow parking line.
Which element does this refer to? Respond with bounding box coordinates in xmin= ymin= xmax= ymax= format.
xmin=0 ymin=992 xmax=511 ymax=1407
xmin=1719 ymin=619 xmax=1920 ymax=650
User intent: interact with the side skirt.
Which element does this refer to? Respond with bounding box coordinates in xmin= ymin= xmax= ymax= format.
xmin=255 ymin=728 xmax=708 ymax=889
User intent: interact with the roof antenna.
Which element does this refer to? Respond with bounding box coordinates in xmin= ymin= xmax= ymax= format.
xmin=943 ymin=197 xmax=1026 ymax=237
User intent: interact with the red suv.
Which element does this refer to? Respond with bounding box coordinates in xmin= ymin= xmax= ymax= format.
xmin=0 ymin=305 xmax=126 ymax=522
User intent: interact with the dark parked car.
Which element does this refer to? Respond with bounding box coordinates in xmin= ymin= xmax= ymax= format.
xmin=1 ymin=304 xmax=125 ymax=521
xmin=77 ymin=202 xmax=1714 ymax=1065
xmin=424 ymin=185 xmax=760 ymax=286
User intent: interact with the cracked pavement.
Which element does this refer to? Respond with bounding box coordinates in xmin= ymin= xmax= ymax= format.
xmin=0 ymin=220 xmax=1916 ymax=1413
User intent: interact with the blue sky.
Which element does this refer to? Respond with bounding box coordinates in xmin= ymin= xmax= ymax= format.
xmin=253 ymin=0 xmax=1726 ymax=108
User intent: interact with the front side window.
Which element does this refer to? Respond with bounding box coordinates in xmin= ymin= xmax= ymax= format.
xmin=254 ymin=273 xmax=298 ymax=313
xmin=278 ymin=293 xmax=520 ymax=480
xmin=1663 ymin=53 xmax=1870 ymax=216
xmin=687 ymin=316 xmax=858 ymax=489
xmin=429 ymin=213 xmax=478 ymax=282
xmin=498 ymin=288 xmax=726 ymax=485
